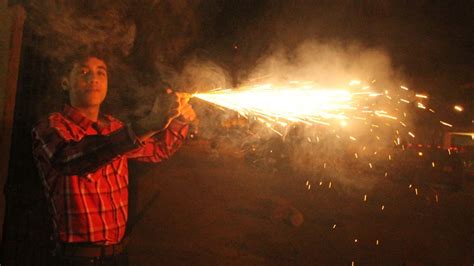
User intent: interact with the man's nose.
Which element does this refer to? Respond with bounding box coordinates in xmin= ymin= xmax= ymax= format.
xmin=87 ymin=73 xmax=99 ymax=84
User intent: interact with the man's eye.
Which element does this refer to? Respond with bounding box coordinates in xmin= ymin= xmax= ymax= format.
xmin=80 ymin=69 xmax=89 ymax=75
xmin=98 ymin=71 xmax=107 ymax=76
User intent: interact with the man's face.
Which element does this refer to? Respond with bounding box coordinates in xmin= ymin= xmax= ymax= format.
xmin=64 ymin=57 xmax=108 ymax=108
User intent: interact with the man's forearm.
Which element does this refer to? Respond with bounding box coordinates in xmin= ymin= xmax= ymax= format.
xmin=50 ymin=124 xmax=140 ymax=176
xmin=131 ymin=119 xmax=161 ymax=142
xmin=125 ymin=118 xmax=189 ymax=162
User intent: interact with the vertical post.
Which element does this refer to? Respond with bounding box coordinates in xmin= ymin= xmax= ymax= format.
xmin=0 ymin=3 xmax=26 ymax=242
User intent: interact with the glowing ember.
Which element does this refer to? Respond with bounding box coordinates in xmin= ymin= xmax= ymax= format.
xmin=453 ymin=105 xmax=464 ymax=112
xmin=417 ymin=102 xmax=427 ymax=109
xmin=439 ymin=121 xmax=453 ymax=127
xmin=400 ymin=85 xmax=409 ymax=90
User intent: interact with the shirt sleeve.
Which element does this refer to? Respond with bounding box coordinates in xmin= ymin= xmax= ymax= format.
xmin=126 ymin=119 xmax=189 ymax=162
xmin=32 ymin=119 xmax=141 ymax=177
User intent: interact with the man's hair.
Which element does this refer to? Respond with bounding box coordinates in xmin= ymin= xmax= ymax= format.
xmin=62 ymin=44 xmax=111 ymax=76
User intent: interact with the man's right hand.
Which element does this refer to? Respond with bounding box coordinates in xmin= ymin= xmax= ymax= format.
xmin=133 ymin=92 xmax=181 ymax=139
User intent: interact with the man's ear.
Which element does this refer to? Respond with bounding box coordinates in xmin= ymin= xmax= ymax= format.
xmin=61 ymin=78 xmax=69 ymax=91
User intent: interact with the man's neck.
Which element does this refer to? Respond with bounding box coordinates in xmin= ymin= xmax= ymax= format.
xmin=72 ymin=105 xmax=100 ymax=122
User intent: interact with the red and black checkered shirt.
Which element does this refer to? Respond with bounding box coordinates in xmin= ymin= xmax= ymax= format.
xmin=32 ymin=105 xmax=188 ymax=245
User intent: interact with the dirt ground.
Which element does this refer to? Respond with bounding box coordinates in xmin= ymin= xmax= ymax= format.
xmin=127 ymin=139 xmax=474 ymax=265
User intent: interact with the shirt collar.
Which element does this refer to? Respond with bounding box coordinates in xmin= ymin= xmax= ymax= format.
xmin=63 ymin=105 xmax=112 ymax=132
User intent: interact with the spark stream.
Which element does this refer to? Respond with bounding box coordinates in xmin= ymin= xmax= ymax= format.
xmin=192 ymin=82 xmax=402 ymax=135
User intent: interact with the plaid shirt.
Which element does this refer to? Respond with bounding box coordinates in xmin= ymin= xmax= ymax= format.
xmin=32 ymin=105 xmax=188 ymax=245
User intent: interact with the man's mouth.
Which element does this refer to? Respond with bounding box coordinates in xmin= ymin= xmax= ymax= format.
xmin=85 ymin=88 xmax=100 ymax=93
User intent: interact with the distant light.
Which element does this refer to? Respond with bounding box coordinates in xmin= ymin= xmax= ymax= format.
xmin=415 ymin=94 xmax=428 ymax=99
xmin=454 ymin=105 xmax=464 ymax=112
xmin=340 ymin=120 xmax=348 ymax=127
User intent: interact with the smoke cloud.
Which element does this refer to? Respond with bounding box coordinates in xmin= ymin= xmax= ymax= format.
xmin=27 ymin=0 xmax=136 ymax=62
xmin=158 ymin=56 xmax=232 ymax=93
xmin=246 ymin=40 xmax=400 ymax=88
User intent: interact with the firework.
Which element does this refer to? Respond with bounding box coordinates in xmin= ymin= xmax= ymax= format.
xmin=192 ymin=81 xmax=411 ymax=139
xmin=188 ymin=75 xmax=467 ymax=264
xmin=194 ymin=83 xmax=353 ymax=127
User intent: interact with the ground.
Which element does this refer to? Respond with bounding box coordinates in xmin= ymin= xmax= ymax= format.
xmin=127 ymin=139 xmax=474 ymax=265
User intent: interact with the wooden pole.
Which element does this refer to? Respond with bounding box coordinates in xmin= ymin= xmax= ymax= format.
xmin=0 ymin=4 xmax=26 ymax=186
xmin=0 ymin=4 xmax=26 ymax=247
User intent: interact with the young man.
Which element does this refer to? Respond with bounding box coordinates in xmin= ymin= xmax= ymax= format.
xmin=31 ymin=53 xmax=195 ymax=265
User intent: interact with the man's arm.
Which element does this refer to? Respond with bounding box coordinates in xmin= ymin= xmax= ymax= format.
xmin=32 ymin=119 xmax=141 ymax=177
xmin=126 ymin=119 xmax=189 ymax=162
xmin=126 ymin=91 xmax=195 ymax=162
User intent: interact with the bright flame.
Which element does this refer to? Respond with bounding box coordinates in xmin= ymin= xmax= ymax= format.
xmin=194 ymin=84 xmax=353 ymax=125
xmin=189 ymin=80 xmax=444 ymax=157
